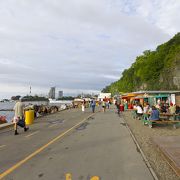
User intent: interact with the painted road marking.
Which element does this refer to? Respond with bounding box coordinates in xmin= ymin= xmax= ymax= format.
xmin=25 ymin=131 xmax=39 ymax=138
xmin=65 ymin=174 xmax=99 ymax=180
xmin=66 ymin=173 xmax=72 ymax=180
xmin=90 ymin=176 xmax=100 ymax=180
xmin=0 ymin=145 xmax=6 ymax=149
xmin=0 ymin=113 xmax=94 ymax=179
xmin=49 ymin=124 xmax=58 ymax=128
xmin=48 ymin=119 xmax=65 ymax=128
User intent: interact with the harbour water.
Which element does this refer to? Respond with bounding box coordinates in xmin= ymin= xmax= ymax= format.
xmin=0 ymin=100 xmax=72 ymax=123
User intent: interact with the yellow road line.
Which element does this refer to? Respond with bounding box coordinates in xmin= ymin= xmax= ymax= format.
xmin=90 ymin=176 xmax=100 ymax=180
xmin=66 ymin=173 xmax=72 ymax=180
xmin=25 ymin=131 xmax=39 ymax=138
xmin=0 ymin=113 xmax=94 ymax=179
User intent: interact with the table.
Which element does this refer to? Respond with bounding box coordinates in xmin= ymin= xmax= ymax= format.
xmin=141 ymin=113 xmax=180 ymax=128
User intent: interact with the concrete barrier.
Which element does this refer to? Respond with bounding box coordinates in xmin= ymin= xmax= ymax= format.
xmin=0 ymin=108 xmax=69 ymax=130
xmin=0 ymin=122 xmax=14 ymax=130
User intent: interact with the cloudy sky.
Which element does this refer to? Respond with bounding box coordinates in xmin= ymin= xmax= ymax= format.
xmin=0 ymin=0 xmax=179 ymax=99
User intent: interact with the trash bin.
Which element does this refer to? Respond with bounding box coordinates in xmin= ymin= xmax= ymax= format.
xmin=25 ymin=110 xmax=34 ymax=125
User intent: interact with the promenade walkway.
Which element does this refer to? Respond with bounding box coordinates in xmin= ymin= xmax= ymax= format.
xmin=0 ymin=107 xmax=154 ymax=180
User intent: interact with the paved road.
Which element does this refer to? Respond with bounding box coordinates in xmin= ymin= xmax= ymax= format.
xmin=0 ymin=107 xmax=154 ymax=180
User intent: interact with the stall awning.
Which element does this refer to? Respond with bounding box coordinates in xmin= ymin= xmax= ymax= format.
xmin=155 ymin=95 xmax=169 ymax=98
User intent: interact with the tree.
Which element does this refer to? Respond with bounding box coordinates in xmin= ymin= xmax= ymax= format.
xmin=102 ymin=32 xmax=180 ymax=92
xmin=11 ymin=95 xmax=21 ymax=100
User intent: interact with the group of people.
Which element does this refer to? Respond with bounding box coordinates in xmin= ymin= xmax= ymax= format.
xmin=133 ymin=101 xmax=180 ymax=121
xmin=115 ymin=100 xmax=124 ymax=115
xmin=81 ymin=97 xmax=111 ymax=113
xmin=133 ymin=103 xmax=159 ymax=120
xmin=81 ymin=99 xmax=96 ymax=113
xmin=101 ymin=98 xmax=110 ymax=112
xmin=12 ymin=99 xmax=66 ymax=135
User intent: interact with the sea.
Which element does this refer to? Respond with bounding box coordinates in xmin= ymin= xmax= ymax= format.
xmin=0 ymin=100 xmax=72 ymax=123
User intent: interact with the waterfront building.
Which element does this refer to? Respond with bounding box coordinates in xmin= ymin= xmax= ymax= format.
xmin=98 ymin=93 xmax=111 ymax=101
xmin=48 ymin=87 xmax=56 ymax=99
xmin=121 ymin=91 xmax=180 ymax=107
xmin=58 ymin=91 xmax=63 ymax=98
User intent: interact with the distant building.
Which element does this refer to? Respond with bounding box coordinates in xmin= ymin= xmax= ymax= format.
xmin=48 ymin=87 xmax=56 ymax=99
xmin=58 ymin=91 xmax=63 ymax=98
xmin=98 ymin=93 xmax=111 ymax=101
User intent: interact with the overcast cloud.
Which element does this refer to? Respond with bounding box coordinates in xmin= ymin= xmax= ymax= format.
xmin=0 ymin=0 xmax=179 ymax=99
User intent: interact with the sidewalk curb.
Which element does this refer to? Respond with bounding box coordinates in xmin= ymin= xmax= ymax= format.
xmin=0 ymin=122 xmax=14 ymax=130
xmin=121 ymin=115 xmax=159 ymax=180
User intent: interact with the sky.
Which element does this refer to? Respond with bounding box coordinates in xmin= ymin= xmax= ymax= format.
xmin=0 ymin=0 xmax=180 ymax=99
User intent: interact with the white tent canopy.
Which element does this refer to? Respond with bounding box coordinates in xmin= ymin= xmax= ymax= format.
xmin=98 ymin=93 xmax=111 ymax=100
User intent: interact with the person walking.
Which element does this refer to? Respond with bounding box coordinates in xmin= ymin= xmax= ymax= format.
xmin=115 ymin=99 xmax=120 ymax=114
xmin=102 ymin=100 xmax=106 ymax=112
xmin=106 ymin=100 xmax=110 ymax=109
xmin=91 ymin=99 xmax=96 ymax=113
xmin=81 ymin=99 xmax=85 ymax=112
xmin=13 ymin=98 xmax=29 ymax=135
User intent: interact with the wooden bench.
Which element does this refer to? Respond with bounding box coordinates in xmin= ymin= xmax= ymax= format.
xmin=147 ymin=120 xmax=180 ymax=128
xmin=141 ymin=114 xmax=180 ymax=128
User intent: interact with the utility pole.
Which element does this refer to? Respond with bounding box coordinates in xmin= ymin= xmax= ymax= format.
xmin=30 ymin=86 xmax=31 ymax=95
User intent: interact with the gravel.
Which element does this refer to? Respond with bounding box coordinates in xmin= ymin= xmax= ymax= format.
xmin=122 ymin=111 xmax=180 ymax=180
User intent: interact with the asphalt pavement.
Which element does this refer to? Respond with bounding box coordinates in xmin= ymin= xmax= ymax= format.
xmin=0 ymin=107 xmax=154 ymax=180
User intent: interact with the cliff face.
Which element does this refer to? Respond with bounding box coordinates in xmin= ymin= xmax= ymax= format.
xmin=159 ymin=52 xmax=180 ymax=90
xmin=173 ymin=69 xmax=180 ymax=89
xmin=172 ymin=59 xmax=180 ymax=90
xmin=172 ymin=57 xmax=180 ymax=89
xmin=102 ymin=33 xmax=180 ymax=94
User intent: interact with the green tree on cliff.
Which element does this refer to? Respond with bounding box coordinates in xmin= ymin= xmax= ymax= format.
xmin=102 ymin=32 xmax=180 ymax=94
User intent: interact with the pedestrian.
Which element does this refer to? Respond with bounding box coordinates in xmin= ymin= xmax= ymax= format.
xmin=81 ymin=99 xmax=85 ymax=112
xmin=102 ymin=100 xmax=106 ymax=112
xmin=149 ymin=106 xmax=159 ymax=121
xmin=136 ymin=104 xmax=143 ymax=120
xmin=160 ymin=103 xmax=167 ymax=113
xmin=91 ymin=99 xmax=96 ymax=113
xmin=143 ymin=103 xmax=150 ymax=113
xmin=168 ymin=103 xmax=176 ymax=120
xmin=168 ymin=103 xmax=176 ymax=114
xmin=106 ymin=100 xmax=110 ymax=109
xmin=13 ymin=97 xmax=29 ymax=135
xmin=115 ymin=99 xmax=120 ymax=114
xmin=124 ymin=100 xmax=128 ymax=110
